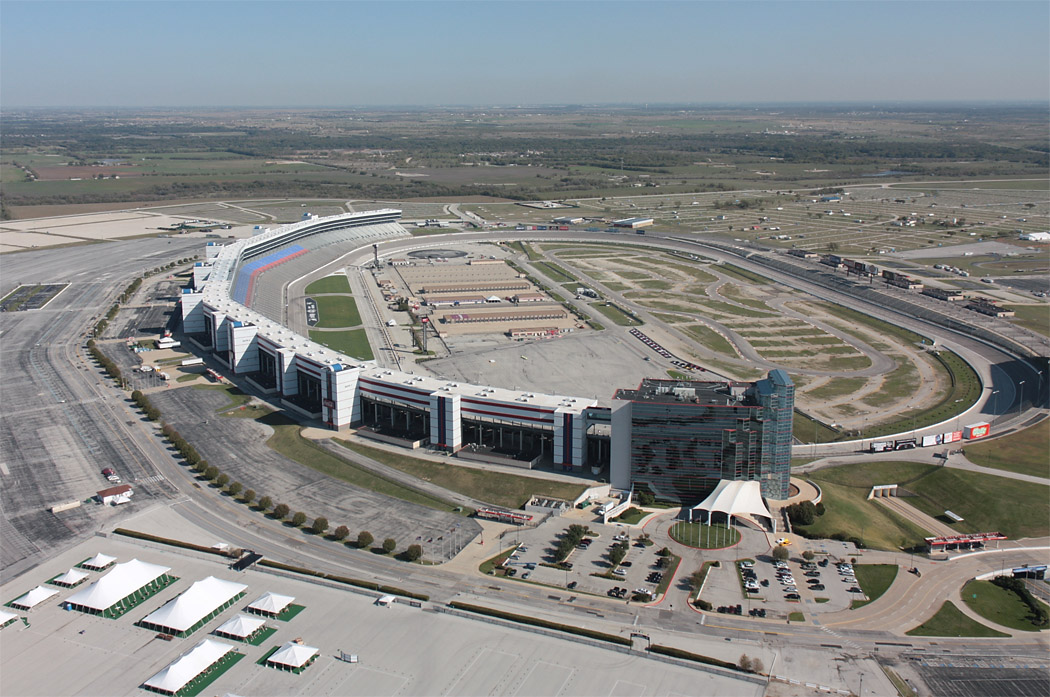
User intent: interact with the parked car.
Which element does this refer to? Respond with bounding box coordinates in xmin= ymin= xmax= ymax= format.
xmin=785 ymin=593 xmax=801 ymax=600
xmin=810 ymin=584 xmax=825 ymax=591
xmin=101 ymin=468 xmax=115 ymax=477
xmin=567 ymin=581 xmax=577 ymax=589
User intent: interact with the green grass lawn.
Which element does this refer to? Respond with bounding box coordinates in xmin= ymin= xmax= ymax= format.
xmin=796 ymin=478 xmax=930 ymax=551
xmin=964 ymin=421 xmax=1050 ymax=478
xmin=254 ymin=412 xmax=459 ymax=513
xmin=305 ymin=275 xmax=351 ymax=295
xmin=1005 ymin=305 xmax=1050 ymax=337
xmin=309 ymin=329 xmax=373 ymax=360
xmin=312 ymin=294 xmax=362 ymax=328
xmin=803 ymin=460 xmax=1049 ymax=542
xmin=336 ymin=439 xmax=586 ymax=509
xmin=962 ymin=580 xmax=1050 ymax=632
xmin=788 ymin=611 xmax=806 ymax=622
xmin=906 ymin=601 xmax=1009 ymax=637
xmin=669 ymin=522 xmax=740 ymax=549
xmin=850 ymin=564 xmax=898 ymax=609
xmin=589 ymin=301 xmax=642 ymax=326
xmin=534 ymin=261 xmax=577 ymax=284
xmin=611 ymin=507 xmax=648 ymax=525
xmin=680 ymin=324 xmax=737 ymax=356
xmin=793 ymin=410 xmax=842 ymax=444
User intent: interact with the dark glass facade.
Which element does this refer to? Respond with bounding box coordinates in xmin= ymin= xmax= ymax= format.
xmin=613 ymin=370 xmax=793 ymax=503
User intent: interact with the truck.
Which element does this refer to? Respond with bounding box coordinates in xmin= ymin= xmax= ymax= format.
xmin=181 ymin=357 xmax=204 ymax=366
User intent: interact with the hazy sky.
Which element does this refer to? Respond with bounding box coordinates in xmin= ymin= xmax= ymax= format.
xmin=2 ymin=1 xmax=1048 ymax=107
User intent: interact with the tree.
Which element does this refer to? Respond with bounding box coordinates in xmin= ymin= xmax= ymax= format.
xmin=382 ymin=538 xmax=397 ymax=554
xmin=750 ymin=658 xmax=764 ymax=674
xmin=242 ymin=489 xmax=256 ymax=504
xmin=357 ymin=531 xmax=374 ymax=549
xmin=405 ymin=544 xmax=422 ymax=561
xmin=738 ymin=654 xmax=752 ymax=672
xmin=311 ymin=517 xmax=329 ymax=535
xmin=802 ymin=550 xmax=815 ymax=561
xmin=204 ymin=465 xmax=219 ymax=481
xmin=772 ymin=545 xmax=789 ymax=562
xmin=291 ymin=511 xmax=307 ymax=527
xmin=272 ymin=503 xmax=290 ymax=520
xmin=227 ymin=481 xmax=242 ymax=497
xmin=332 ymin=525 xmax=350 ymax=541
xmin=215 ymin=473 xmax=230 ymax=488
xmin=609 ymin=541 xmax=628 ymax=568
xmin=257 ymin=495 xmax=272 ymax=511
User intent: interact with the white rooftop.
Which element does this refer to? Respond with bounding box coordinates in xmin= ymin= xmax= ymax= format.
xmin=692 ymin=479 xmax=774 ymax=525
xmin=268 ymin=641 xmax=319 ymax=669
xmin=82 ymin=552 xmax=116 ymax=569
xmin=11 ymin=586 xmax=58 ymax=610
xmin=0 ymin=609 xmax=17 ymax=625
xmin=66 ymin=559 xmax=171 ymax=612
xmin=214 ymin=613 xmax=266 ymax=639
xmin=52 ymin=568 xmax=89 ymax=586
xmin=142 ymin=576 xmax=247 ymax=633
xmin=144 ymin=638 xmax=234 ymax=694
xmin=247 ymin=591 xmax=294 ymax=615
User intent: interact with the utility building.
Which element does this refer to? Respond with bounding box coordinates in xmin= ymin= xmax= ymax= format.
xmin=610 ymin=370 xmax=794 ymax=503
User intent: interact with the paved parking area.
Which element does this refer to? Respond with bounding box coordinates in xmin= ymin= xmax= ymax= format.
xmin=496 ymin=518 xmax=672 ymax=601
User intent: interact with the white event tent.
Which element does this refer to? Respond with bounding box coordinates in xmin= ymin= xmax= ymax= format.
xmin=267 ymin=641 xmax=319 ymax=672
xmin=143 ymin=638 xmax=235 ymax=695
xmin=51 ymin=568 xmax=90 ymax=587
xmin=11 ymin=586 xmax=58 ymax=611
xmin=247 ymin=592 xmax=294 ymax=617
xmin=214 ymin=613 xmax=266 ymax=641
xmin=0 ymin=609 xmax=18 ymax=628
xmin=81 ymin=553 xmax=117 ymax=570
xmin=140 ymin=576 xmax=247 ymax=636
xmin=65 ymin=559 xmax=172 ymax=617
xmin=690 ymin=479 xmax=776 ymax=532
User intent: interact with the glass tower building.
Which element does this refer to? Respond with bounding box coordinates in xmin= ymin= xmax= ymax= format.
xmin=610 ymin=370 xmax=794 ymax=502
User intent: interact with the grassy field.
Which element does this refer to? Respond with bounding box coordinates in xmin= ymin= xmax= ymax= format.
xmin=962 ymin=579 xmax=1050 ymax=632
xmin=717 ymin=263 xmax=772 ymax=285
xmin=793 ymin=410 xmax=842 ymax=444
xmin=312 ymin=295 xmax=362 ymax=328
xmin=589 ymin=301 xmax=642 ymax=326
xmin=309 ymin=329 xmax=373 ymax=360
xmin=850 ymin=564 xmax=898 ymax=609
xmin=533 ymin=261 xmax=577 ymax=284
xmin=804 ymin=461 xmax=1049 ymax=542
xmin=337 ymin=439 xmax=586 ymax=510
xmin=679 ymin=324 xmax=737 ymax=356
xmin=804 ymin=377 xmax=869 ymax=401
xmin=906 ymin=601 xmax=1009 ymax=637
xmin=964 ymin=421 xmax=1050 ymax=478
xmin=305 ymin=275 xmax=351 ymax=294
xmin=253 ymin=412 xmax=461 ymax=513
xmin=1005 ymin=305 xmax=1050 ymax=337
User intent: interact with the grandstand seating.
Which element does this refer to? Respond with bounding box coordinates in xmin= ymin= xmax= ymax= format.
xmin=230 ymin=245 xmax=307 ymax=305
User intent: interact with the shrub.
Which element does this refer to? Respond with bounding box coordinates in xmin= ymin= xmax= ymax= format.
xmin=802 ymin=550 xmax=815 ymax=561
xmin=215 ymin=473 xmax=230 ymax=488
xmin=772 ymin=546 xmax=789 ymax=561
xmin=203 ymin=465 xmax=219 ymax=481
xmin=242 ymin=489 xmax=255 ymax=504
xmin=357 ymin=531 xmax=374 ymax=549
xmin=227 ymin=481 xmax=242 ymax=497
xmin=272 ymin=503 xmax=290 ymax=519
xmin=751 ymin=657 xmax=764 ymax=674
xmin=291 ymin=511 xmax=307 ymax=527
xmin=695 ymin=599 xmax=713 ymax=611
xmin=311 ymin=517 xmax=329 ymax=535
xmin=382 ymin=538 xmax=397 ymax=554
xmin=738 ymin=655 xmax=752 ymax=672
xmin=257 ymin=495 xmax=272 ymax=511
xmin=405 ymin=544 xmax=422 ymax=561
xmin=332 ymin=525 xmax=350 ymax=541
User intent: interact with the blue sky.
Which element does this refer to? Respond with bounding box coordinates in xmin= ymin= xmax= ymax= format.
xmin=2 ymin=1 xmax=1047 ymax=107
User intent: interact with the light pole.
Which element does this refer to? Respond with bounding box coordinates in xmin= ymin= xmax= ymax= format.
xmin=991 ymin=389 xmax=1000 ymax=417
xmin=1017 ymin=381 xmax=1026 ymax=417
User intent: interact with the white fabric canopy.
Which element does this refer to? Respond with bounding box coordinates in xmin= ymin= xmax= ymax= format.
xmin=0 ymin=609 xmax=17 ymax=626
xmin=82 ymin=553 xmax=116 ymax=570
xmin=142 ymin=576 xmax=246 ymax=633
xmin=53 ymin=568 xmax=89 ymax=586
xmin=144 ymin=638 xmax=234 ymax=694
xmin=247 ymin=591 xmax=294 ymax=615
xmin=11 ymin=586 xmax=58 ymax=610
xmin=214 ymin=613 xmax=265 ymax=639
xmin=691 ymin=480 xmax=775 ymax=529
xmin=66 ymin=559 xmax=170 ymax=612
xmin=268 ymin=641 xmax=319 ymax=669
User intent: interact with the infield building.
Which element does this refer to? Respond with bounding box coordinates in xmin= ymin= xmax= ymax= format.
xmin=610 ymin=371 xmax=794 ymax=502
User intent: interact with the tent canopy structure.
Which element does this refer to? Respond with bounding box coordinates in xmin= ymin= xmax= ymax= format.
xmin=142 ymin=576 xmax=247 ymax=634
xmin=82 ymin=553 xmax=116 ymax=570
xmin=247 ymin=592 xmax=294 ymax=616
xmin=691 ymin=479 xmax=776 ymax=532
xmin=268 ymin=641 xmax=319 ymax=669
xmin=52 ymin=568 xmax=89 ymax=587
xmin=214 ymin=613 xmax=265 ymax=639
xmin=66 ymin=559 xmax=171 ymax=612
xmin=144 ymin=638 xmax=234 ymax=695
xmin=11 ymin=586 xmax=58 ymax=610
xmin=0 ymin=609 xmax=17 ymax=626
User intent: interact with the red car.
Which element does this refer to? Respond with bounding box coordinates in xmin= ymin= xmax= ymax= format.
xmin=101 ymin=468 xmax=115 ymax=477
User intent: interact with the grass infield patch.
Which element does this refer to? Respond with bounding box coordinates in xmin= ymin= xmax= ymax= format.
xmin=906 ymin=601 xmax=1009 ymax=637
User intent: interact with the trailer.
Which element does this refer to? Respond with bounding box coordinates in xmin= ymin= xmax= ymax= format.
xmin=181 ymin=357 xmax=204 ymax=366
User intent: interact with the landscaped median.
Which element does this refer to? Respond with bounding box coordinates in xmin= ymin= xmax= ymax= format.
xmin=448 ymin=601 xmax=632 ymax=646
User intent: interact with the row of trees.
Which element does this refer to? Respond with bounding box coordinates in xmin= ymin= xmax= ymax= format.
xmin=553 ymin=524 xmax=591 ymax=563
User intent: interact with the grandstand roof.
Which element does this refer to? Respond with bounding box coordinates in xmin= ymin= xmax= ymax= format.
xmin=11 ymin=586 xmax=58 ymax=610
xmin=141 ymin=576 xmax=247 ymax=633
xmin=66 ymin=559 xmax=171 ymax=612
xmin=144 ymin=639 xmax=234 ymax=695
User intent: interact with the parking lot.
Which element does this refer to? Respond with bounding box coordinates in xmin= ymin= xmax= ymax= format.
xmin=494 ymin=518 xmax=674 ymax=602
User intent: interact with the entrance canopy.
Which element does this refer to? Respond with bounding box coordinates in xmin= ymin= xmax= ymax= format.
xmin=691 ymin=479 xmax=776 ymax=532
